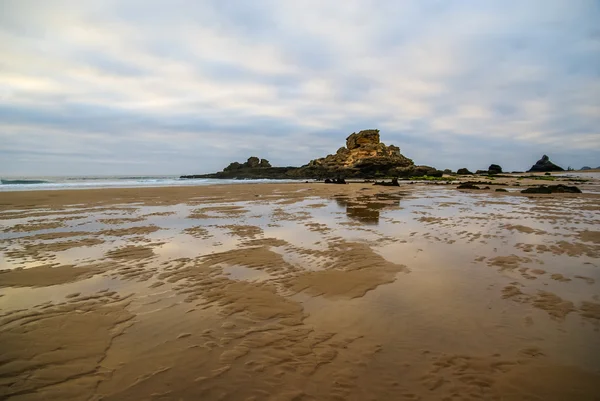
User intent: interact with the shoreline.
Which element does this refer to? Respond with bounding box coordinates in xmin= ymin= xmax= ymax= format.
xmin=1 ymin=179 xmax=600 ymax=400
xmin=3 ymin=169 xmax=599 ymax=193
xmin=2 ymin=175 xmax=599 ymax=211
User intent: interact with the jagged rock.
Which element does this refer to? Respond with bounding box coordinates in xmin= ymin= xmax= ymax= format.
xmin=223 ymin=157 xmax=271 ymax=172
xmin=346 ymin=129 xmax=380 ymax=150
xmin=488 ymin=164 xmax=503 ymax=174
xmin=246 ymin=156 xmax=260 ymax=168
xmin=528 ymin=155 xmax=564 ymax=172
xmin=521 ymin=185 xmax=581 ymax=194
xmin=457 ymin=168 xmax=473 ymax=175
xmin=223 ymin=162 xmax=243 ymax=172
xmin=307 ymin=129 xmax=414 ymax=174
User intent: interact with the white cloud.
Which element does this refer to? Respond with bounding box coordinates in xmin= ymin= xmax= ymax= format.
xmin=0 ymin=0 xmax=599 ymax=175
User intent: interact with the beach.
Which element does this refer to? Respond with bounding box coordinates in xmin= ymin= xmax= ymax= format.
xmin=1 ymin=178 xmax=600 ymax=401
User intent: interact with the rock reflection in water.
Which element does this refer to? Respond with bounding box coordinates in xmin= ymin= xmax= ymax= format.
xmin=334 ymin=192 xmax=405 ymax=225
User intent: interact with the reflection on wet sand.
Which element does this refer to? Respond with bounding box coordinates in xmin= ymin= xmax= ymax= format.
xmin=0 ymin=183 xmax=599 ymax=401
xmin=334 ymin=191 xmax=405 ymax=224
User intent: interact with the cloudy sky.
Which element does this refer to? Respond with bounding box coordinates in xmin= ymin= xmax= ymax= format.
xmin=1 ymin=0 xmax=599 ymax=176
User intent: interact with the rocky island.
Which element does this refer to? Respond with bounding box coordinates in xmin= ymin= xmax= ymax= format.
xmin=528 ymin=155 xmax=564 ymax=172
xmin=182 ymin=129 xmax=442 ymax=180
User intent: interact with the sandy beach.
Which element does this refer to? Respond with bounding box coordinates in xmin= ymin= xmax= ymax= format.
xmin=1 ymin=177 xmax=600 ymax=400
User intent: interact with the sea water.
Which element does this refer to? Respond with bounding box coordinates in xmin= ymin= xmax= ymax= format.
xmin=0 ymin=175 xmax=298 ymax=192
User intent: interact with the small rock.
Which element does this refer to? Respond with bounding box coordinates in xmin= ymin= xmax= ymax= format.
xmin=521 ymin=185 xmax=582 ymax=194
xmin=374 ymin=177 xmax=399 ymax=187
xmin=488 ymin=164 xmax=503 ymax=174
xmin=457 ymin=183 xmax=481 ymax=190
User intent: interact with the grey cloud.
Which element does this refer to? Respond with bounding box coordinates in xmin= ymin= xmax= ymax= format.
xmin=0 ymin=0 xmax=599 ymax=176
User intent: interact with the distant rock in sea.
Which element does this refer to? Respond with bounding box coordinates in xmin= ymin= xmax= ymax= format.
xmin=527 ymin=155 xmax=564 ymax=172
xmin=182 ymin=129 xmax=442 ymax=180
xmin=456 ymin=168 xmax=473 ymax=175
xmin=581 ymin=166 xmax=591 ymax=170
xmin=224 ymin=157 xmax=271 ymax=172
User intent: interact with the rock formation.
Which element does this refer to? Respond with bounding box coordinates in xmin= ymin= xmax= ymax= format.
xmin=475 ymin=164 xmax=503 ymax=175
xmin=307 ymin=130 xmax=414 ymax=173
xmin=488 ymin=164 xmax=503 ymax=174
xmin=181 ymin=129 xmax=441 ymax=180
xmin=457 ymin=168 xmax=473 ymax=175
xmin=528 ymin=155 xmax=564 ymax=172
xmin=521 ymin=184 xmax=581 ymax=194
xmin=224 ymin=157 xmax=271 ymax=171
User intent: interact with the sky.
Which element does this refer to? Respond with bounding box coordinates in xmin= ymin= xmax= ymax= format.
xmin=1 ymin=0 xmax=599 ymax=176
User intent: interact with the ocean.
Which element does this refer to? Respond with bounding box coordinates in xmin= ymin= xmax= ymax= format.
xmin=0 ymin=176 xmax=298 ymax=192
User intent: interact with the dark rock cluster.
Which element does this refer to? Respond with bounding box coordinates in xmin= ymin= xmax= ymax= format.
xmin=223 ymin=157 xmax=271 ymax=172
xmin=527 ymin=155 xmax=564 ymax=172
xmin=521 ymin=185 xmax=581 ymax=194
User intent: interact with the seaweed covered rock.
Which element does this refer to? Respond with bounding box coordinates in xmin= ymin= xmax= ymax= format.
xmin=457 ymin=183 xmax=481 ymax=190
xmin=521 ymin=185 xmax=581 ymax=194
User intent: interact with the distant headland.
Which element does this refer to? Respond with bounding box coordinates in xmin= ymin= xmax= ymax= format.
xmin=181 ymin=129 xmax=586 ymax=180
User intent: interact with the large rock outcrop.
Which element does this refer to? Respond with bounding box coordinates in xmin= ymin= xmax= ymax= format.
xmin=182 ymin=129 xmax=441 ymax=180
xmin=528 ymin=155 xmax=564 ymax=173
xmin=307 ymin=130 xmax=414 ymax=172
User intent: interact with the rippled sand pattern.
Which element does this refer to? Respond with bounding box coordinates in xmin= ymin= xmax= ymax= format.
xmin=0 ymin=183 xmax=599 ymax=400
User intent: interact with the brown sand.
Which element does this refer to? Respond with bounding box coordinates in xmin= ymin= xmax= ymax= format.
xmin=105 ymin=245 xmax=157 ymax=260
xmin=0 ymin=264 xmax=101 ymax=287
xmin=1 ymin=182 xmax=600 ymax=400
xmin=99 ymin=225 xmax=160 ymax=236
xmin=5 ymin=237 xmax=105 ymax=262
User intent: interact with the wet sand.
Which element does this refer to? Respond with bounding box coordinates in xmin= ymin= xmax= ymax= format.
xmin=1 ymin=178 xmax=600 ymax=400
